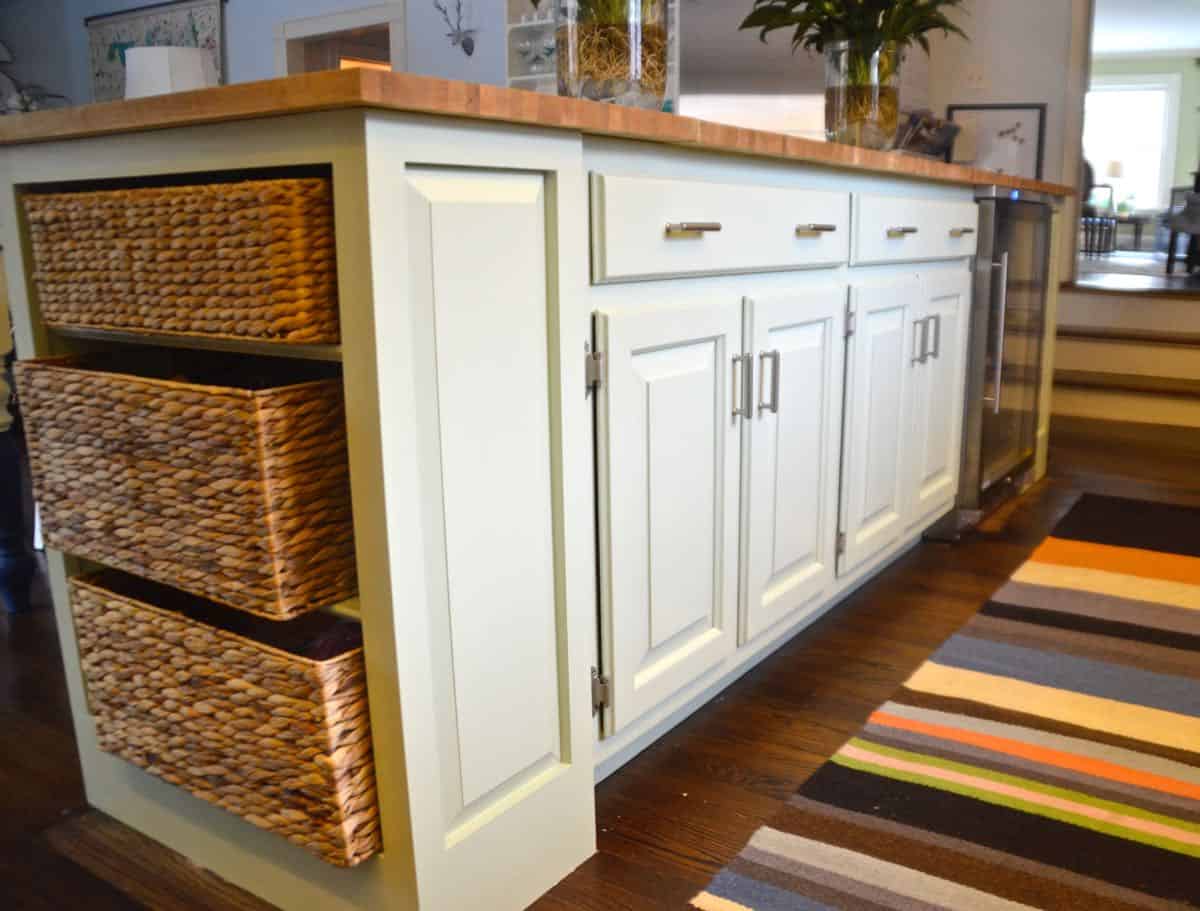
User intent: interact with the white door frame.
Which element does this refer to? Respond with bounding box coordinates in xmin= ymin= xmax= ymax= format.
xmin=274 ymin=3 xmax=407 ymax=76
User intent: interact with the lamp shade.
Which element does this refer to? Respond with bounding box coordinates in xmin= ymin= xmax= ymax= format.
xmin=1106 ymin=160 xmax=1125 ymax=179
xmin=124 ymin=46 xmax=218 ymax=99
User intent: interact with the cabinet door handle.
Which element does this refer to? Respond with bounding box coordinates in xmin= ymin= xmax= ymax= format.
xmin=950 ymin=227 xmax=976 ymax=238
xmin=912 ymin=317 xmax=930 ymax=365
xmin=732 ymin=353 xmax=753 ymax=420
xmin=930 ymin=314 xmax=942 ymax=360
xmin=887 ymin=226 xmax=919 ymax=238
xmin=796 ymin=223 xmax=838 ymax=237
xmin=758 ymin=350 xmax=781 ymax=416
xmin=665 ymin=222 xmax=722 ymax=237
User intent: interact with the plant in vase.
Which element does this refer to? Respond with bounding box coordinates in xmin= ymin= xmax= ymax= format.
xmin=558 ymin=0 xmax=669 ymax=109
xmin=740 ymin=0 xmax=966 ymax=150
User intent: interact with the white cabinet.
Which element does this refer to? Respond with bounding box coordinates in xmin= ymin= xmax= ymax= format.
xmin=838 ymin=269 xmax=970 ymax=578
xmin=852 ymin=195 xmax=980 ymax=265
xmin=838 ymin=275 xmax=921 ymax=577
xmin=741 ymin=287 xmax=846 ymax=644
xmin=594 ymin=300 xmax=742 ymax=733
xmin=591 ymin=174 xmax=851 ymax=283
xmin=904 ymin=270 xmax=971 ymax=529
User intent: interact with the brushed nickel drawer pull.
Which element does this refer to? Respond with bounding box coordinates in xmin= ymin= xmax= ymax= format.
xmin=887 ymin=226 xmax=919 ymax=238
xmin=950 ymin=227 xmax=976 ymax=238
xmin=665 ymin=222 xmax=723 ymax=237
xmin=796 ymin=223 xmax=838 ymax=237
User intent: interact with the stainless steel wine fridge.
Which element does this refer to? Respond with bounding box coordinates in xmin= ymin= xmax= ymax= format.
xmin=938 ymin=187 xmax=1053 ymax=535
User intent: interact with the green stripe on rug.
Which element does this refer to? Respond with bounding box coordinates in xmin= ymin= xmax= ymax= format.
xmin=833 ymin=742 xmax=1200 ymax=858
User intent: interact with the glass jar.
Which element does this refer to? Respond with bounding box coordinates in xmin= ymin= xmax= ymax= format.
xmin=556 ymin=0 xmax=670 ymax=109
xmin=824 ymin=41 xmax=903 ymax=150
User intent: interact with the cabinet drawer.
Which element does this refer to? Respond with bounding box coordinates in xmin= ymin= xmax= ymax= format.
xmin=591 ymin=174 xmax=850 ymax=282
xmin=852 ymin=195 xmax=979 ymax=265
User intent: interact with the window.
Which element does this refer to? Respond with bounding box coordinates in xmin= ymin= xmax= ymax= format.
xmin=1083 ymin=74 xmax=1182 ymax=211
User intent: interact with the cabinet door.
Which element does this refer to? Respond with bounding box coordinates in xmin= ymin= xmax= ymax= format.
xmin=595 ymin=300 xmax=742 ymax=733
xmin=906 ymin=270 xmax=971 ymax=528
xmin=838 ymin=276 xmax=920 ymax=577
xmin=742 ymin=287 xmax=846 ymax=644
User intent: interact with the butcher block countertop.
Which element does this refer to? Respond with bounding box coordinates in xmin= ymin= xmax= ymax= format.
xmin=0 ymin=68 xmax=1073 ymax=197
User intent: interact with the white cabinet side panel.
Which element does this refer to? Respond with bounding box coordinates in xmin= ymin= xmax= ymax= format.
xmin=416 ymin=170 xmax=562 ymax=810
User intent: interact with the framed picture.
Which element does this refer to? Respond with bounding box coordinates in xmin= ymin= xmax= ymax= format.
xmin=86 ymin=0 xmax=225 ymax=103
xmin=945 ymin=103 xmax=1047 ymax=181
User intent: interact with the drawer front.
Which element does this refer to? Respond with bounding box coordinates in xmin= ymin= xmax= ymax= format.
xmin=852 ymin=195 xmax=979 ymax=265
xmin=591 ymin=174 xmax=851 ymax=283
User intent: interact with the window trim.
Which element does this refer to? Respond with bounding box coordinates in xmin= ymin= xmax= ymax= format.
xmin=1086 ymin=72 xmax=1183 ymax=210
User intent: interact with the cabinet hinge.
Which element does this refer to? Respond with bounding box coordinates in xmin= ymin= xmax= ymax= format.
xmin=845 ymin=305 xmax=857 ymax=338
xmin=591 ymin=667 xmax=611 ymax=716
xmin=586 ymin=349 xmax=606 ymax=393
xmin=836 ymin=531 xmax=847 ymax=556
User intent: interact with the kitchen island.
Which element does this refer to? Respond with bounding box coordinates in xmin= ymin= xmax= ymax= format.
xmin=0 ymin=69 xmax=1070 ymax=911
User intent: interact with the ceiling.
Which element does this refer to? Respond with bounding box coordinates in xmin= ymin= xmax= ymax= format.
xmin=1093 ymin=0 xmax=1200 ymax=57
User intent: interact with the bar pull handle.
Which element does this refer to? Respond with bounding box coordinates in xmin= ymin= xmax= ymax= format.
xmin=758 ymin=350 xmax=781 ymax=416
xmin=666 ymin=222 xmax=723 ymax=237
xmin=732 ymin=353 xmax=753 ymax=421
xmin=930 ymin=314 xmax=942 ymax=360
xmin=982 ymin=253 xmax=1010 ymax=415
xmin=796 ymin=223 xmax=838 ymax=237
xmin=887 ymin=226 xmax=919 ymax=238
xmin=912 ymin=317 xmax=930 ymax=365
xmin=950 ymin=227 xmax=976 ymax=238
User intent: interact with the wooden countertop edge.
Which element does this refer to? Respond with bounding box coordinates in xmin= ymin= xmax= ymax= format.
xmin=0 ymin=69 xmax=1074 ymax=197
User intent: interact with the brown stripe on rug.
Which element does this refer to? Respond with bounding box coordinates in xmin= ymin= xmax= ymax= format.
xmin=692 ymin=495 xmax=1200 ymax=910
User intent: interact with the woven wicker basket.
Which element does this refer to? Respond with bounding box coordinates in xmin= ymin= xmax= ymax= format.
xmin=23 ymin=177 xmax=339 ymax=344
xmin=15 ymin=351 xmax=357 ymax=619
xmin=71 ymin=572 xmax=381 ymax=867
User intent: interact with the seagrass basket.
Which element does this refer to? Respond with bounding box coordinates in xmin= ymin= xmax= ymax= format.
xmin=15 ymin=350 xmax=357 ymax=619
xmin=22 ymin=177 xmax=339 ymax=344
xmin=71 ymin=572 xmax=381 ymax=867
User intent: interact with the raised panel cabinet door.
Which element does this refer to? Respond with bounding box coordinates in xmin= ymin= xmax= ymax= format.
xmin=405 ymin=168 xmax=593 ymax=907
xmin=595 ymin=300 xmax=742 ymax=733
xmin=742 ymin=286 xmax=847 ymax=644
xmin=838 ymin=275 xmax=921 ymax=577
xmin=906 ymin=269 xmax=972 ymax=527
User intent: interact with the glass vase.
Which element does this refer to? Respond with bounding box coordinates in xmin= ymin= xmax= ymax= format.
xmin=556 ymin=0 xmax=670 ymax=110
xmin=824 ymin=40 xmax=902 ymax=150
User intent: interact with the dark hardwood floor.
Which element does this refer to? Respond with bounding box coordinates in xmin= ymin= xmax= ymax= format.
xmin=3 ymin=418 xmax=1198 ymax=910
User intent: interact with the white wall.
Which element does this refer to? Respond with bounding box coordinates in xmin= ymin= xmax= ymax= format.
xmin=927 ymin=0 xmax=1090 ymax=185
xmin=0 ymin=0 xmax=71 ymax=101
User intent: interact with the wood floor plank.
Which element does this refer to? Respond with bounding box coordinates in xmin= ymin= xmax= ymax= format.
xmin=45 ymin=811 xmax=274 ymax=911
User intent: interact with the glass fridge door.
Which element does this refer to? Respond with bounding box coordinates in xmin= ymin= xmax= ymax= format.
xmin=980 ymin=201 xmax=1049 ymax=490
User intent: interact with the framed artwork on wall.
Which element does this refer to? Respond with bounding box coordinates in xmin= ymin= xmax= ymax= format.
xmin=946 ymin=103 xmax=1047 ymax=181
xmin=86 ymin=0 xmax=225 ymax=103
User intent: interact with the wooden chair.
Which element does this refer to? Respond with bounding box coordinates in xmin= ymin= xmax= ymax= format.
xmin=1081 ymin=184 xmax=1117 ymax=257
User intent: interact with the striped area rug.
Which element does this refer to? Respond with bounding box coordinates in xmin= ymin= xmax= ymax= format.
xmin=692 ymin=494 xmax=1200 ymax=910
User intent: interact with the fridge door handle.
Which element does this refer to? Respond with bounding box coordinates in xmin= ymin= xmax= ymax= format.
xmin=983 ymin=252 xmax=1010 ymax=415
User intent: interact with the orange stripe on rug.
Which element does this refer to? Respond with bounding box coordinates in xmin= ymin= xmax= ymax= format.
xmin=1030 ymin=537 xmax=1200 ymax=586
xmin=869 ymin=710 xmax=1200 ymax=802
